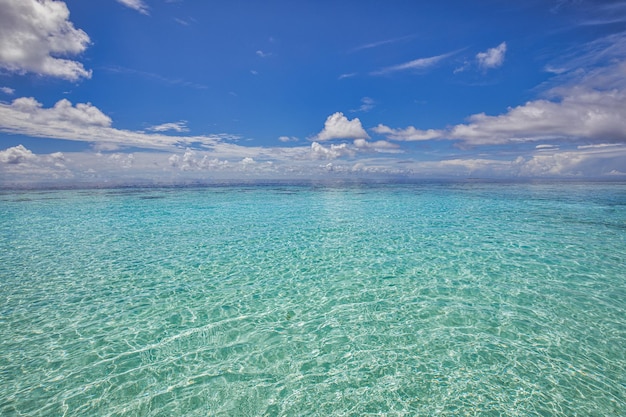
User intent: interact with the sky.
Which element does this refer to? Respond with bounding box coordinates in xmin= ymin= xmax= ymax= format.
xmin=1 ymin=0 xmax=625 ymax=186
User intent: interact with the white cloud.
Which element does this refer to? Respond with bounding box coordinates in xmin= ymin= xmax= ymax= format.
xmin=108 ymin=153 xmax=134 ymax=168
xmin=168 ymin=150 xmax=232 ymax=171
xmin=351 ymin=35 xmax=416 ymax=52
xmin=9 ymin=96 xmax=111 ymax=126
xmin=338 ymin=73 xmax=357 ymax=80
xmin=448 ymin=34 xmax=626 ymax=145
xmin=0 ymin=145 xmax=76 ymax=183
xmin=380 ymin=51 xmax=626 ymax=147
xmin=116 ymin=0 xmax=149 ymax=15
xmin=310 ymin=142 xmax=353 ymax=159
xmin=0 ymin=97 xmax=228 ymax=150
xmin=372 ymin=124 xmax=443 ymax=141
xmin=371 ymin=51 xmax=457 ymax=75
xmin=148 ymin=121 xmax=190 ymax=133
xmin=536 ymin=144 xmax=559 ymax=150
xmin=353 ymin=138 xmax=401 ymax=153
xmin=476 ymin=42 xmax=507 ymax=69
xmin=3 ymin=140 xmax=624 ymax=185
xmin=449 ymin=86 xmax=626 ymax=144
xmin=0 ymin=144 xmax=35 ymax=164
xmin=517 ymin=144 xmax=626 ymax=176
xmin=407 ymin=142 xmax=626 ymax=178
xmin=356 ymin=97 xmax=375 ymax=112
xmin=544 ymin=66 xmax=567 ymax=75
xmin=314 ymin=112 xmax=369 ymax=141
xmin=256 ymin=50 xmax=271 ymax=58
xmin=577 ymin=143 xmax=623 ymax=150
xmin=0 ymin=0 xmax=91 ymax=81
xmin=174 ymin=18 xmax=190 ymax=26
xmin=278 ymin=136 xmax=298 ymax=143
xmin=1 ymin=87 xmax=14 ymax=95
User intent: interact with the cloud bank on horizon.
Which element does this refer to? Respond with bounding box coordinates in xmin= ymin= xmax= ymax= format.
xmin=0 ymin=0 xmax=625 ymax=185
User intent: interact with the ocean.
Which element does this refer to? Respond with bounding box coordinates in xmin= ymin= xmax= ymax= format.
xmin=1 ymin=181 xmax=625 ymax=416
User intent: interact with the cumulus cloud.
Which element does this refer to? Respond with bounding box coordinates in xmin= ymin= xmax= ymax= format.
xmin=371 ymin=50 xmax=458 ymax=75
xmin=476 ymin=42 xmax=507 ymax=69
xmin=451 ymin=34 xmax=626 ymax=145
xmin=310 ymin=142 xmax=353 ymax=159
xmin=372 ymin=124 xmax=443 ymax=141
xmin=168 ymin=149 xmax=232 ymax=171
xmin=0 ymin=145 xmax=76 ymax=183
xmin=147 ymin=121 xmax=189 ymax=133
xmin=378 ymin=84 xmax=626 ymax=146
xmin=1 ymin=87 xmax=14 ymax=95
xmin=168 ymin=149 xmax=198 ymax=170
xmin=108 ymin=153 xmax=134 ymax=168
xmin=380 ymin=37 xmax=626 ymax=148
xmin=449 ymin=86 xmax=626 ymax=144
xmin=0 ymin=0 xmax=91 ymax=80
xmin=314 ymin=112 xmax=369 ymax=141
xmin=2 ymin=97 xmax=111 ymax=129
xmin=116 ymin=0 xmax=149 ymax=15
xmin=0 ymin=97 xmax=229 ymax=150
xmin=0 ymin=144 xmax=35 ymax=164
xmin=3 ymin=140 xmax=624 ymax=184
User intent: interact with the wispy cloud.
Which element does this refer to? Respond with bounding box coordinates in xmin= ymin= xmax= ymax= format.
xmin=174 ymin=18 xmax=190 ymax=26
xmin=338 ymin=72 xmax=357 ymax=80
xmin=371 ymin=50 xmax=459 ymax=75
xmin=103 ymin=66 xmax=207 ymax=89
xmin=544 ymin=32 xmax=626 ymax=77
xmin=1 ymin=87 xmax=15 ymax=95
xmin=571 ymin=0 xmax=626 ymax=26
xmin=351 ymin=34 xmax=416 ymax=52
xmin=278 ymin=136 xmax=298 ymax=143
xmin=353 ymin=139 xmax=401 ymax=153
xmin=372 ymin=124 xmax=442 ymax=141
xmin=351 ymin=97 xmax=375 ymax=113
xmin=256 ymin=50 xmax=271 ymax=58
xmin=116 ymin=0 xmax=149 ymax=15
xmin=147 ymin=121 xmax=190 ymax=133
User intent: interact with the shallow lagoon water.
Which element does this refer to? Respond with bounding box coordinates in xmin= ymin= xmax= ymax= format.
xmin=1 ymin=181 xmax=625 ymax=416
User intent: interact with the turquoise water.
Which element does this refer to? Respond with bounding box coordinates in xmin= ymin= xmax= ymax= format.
xmin=1 ymin=181 xmax=625 ymax=416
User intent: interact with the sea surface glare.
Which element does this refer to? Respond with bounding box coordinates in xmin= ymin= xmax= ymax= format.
xmin=1 ymin=181 xmax=625 ymax=416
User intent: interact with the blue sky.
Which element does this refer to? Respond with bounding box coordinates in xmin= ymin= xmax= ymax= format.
xmin=1 ymin=0 xmax=625 ymax=185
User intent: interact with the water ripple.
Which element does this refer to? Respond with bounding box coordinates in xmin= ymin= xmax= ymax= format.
xmin=1 ymin=183 xmax=625 ymax=416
